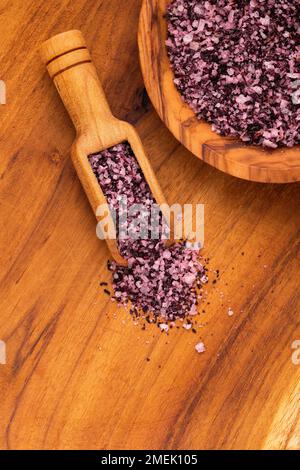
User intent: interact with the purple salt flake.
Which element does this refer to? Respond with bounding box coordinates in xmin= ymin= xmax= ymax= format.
xmin=183 ymin=33 xmax=194 ymax=44
xmin=236 ymin=95 xmax=252 ymax=105
xmin=183 ymin=273 xmax=196 ymax=285
xmin=159 ymin=323 xmax=169 ymax=332
xmin=262 ymin=139 xmax=278 ymax=149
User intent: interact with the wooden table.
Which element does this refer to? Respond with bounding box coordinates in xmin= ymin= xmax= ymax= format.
xmin=0 ymin=0 xmax=299 ymax=450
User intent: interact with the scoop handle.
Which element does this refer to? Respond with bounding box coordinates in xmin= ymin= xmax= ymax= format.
xmin=40 ymin=30 xmax=114 ymax=135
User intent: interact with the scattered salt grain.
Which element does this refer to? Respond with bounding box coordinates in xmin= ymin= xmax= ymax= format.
xmin=228 ymin=308 xmax=234 ymax=317
xmin=159 ymin=323 xmax=170 ymax=332
xmin=195 ymin=342 xmax=206 ymax=354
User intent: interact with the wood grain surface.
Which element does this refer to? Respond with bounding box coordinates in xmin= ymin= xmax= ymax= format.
xmin=138 ymin=0 xmax=300 ymax=184
xmin=0 ymin=0 xmax=300 ymax=450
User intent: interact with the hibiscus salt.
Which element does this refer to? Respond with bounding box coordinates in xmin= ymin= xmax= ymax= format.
xmin=89 ymin=142 xmax=207 ymax=322
xmin=166 ymin=0 xmax=300 ymax=148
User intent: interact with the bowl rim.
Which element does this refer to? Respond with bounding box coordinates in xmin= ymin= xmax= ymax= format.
xmin=138 ymin=0 xmax=300 ymax=183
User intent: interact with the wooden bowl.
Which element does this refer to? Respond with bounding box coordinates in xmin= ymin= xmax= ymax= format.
xmin=138 ymin=0 xmax=300 ymax=183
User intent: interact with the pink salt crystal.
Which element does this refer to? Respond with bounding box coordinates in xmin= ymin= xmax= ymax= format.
xmin=159 ymin=323 xmax=169 ymax=332
xmin=228 ymin=308 xmax=234 ymax=317
xmin=195 ymin=342 xmax=206 ymax=354
xmin=260 ymin=16 xmax=270 ymax=26
xmin=183 ymin=33 xmax=193 ymax=45
xmin=236 ymin=95 xmax=251 ymax=105
xmin=189 ymin=304 xmax=198 ymax=316
xmin=251 ymin=86 xmax=263 ymax=95
xmin=262 ymin=139 xmax=278 ymax=149
xmin=163 ymin=250 xmax=171 ymax=260
xmin=190 ymin=42 xmax=200 ymax=51
xmin=183 ymin=273 xmax=196 ymax=285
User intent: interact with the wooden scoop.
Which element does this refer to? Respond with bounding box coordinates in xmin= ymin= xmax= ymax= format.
xmin=40 ymin=30 xmax=172 ymax=267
